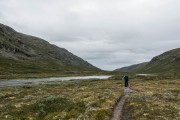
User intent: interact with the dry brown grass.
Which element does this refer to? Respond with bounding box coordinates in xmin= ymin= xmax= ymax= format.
xmin=126 ymin=79 xmax=180 ymax=120
xmin=0 ymin=79 xmax=123 ymax=120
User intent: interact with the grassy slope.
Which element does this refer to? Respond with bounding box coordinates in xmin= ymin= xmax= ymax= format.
xmin=115 ymin=62 xmax=148 ymax=72
xmin=140 ymin=48 xmax=180 ymax=74
xmin=0 ymin=23 xmax=99 ymax=77
xmin=115 ymin=48 xmax=180 ymax=75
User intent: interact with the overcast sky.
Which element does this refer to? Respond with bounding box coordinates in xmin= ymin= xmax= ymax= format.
xmin=0 ymin=0 xmax=180 ymax=70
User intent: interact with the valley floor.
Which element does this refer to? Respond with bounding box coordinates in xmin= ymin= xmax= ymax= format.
xmin=124 ymin=79 xmax=180 ymax=120
xmin=0 ymin=79 xmax=123 ymax=120
xmin=0 ymin=77 xmax=179 ymax=120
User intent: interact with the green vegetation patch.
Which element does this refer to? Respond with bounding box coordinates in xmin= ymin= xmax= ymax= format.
xmin=125 ymin=79 xmax=180 ymax=120
xmin=0 ymin=79 xmax=123 ymax=120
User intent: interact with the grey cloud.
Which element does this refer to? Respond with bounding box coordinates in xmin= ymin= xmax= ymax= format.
xmin=0 ymin=0 xmax=180 ymax=70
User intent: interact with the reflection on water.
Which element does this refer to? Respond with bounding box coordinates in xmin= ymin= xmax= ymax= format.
xmin=0 ymin=76 xmax=111 ymax=88
xmin=136 ymin=74 xmax=156 ymax=76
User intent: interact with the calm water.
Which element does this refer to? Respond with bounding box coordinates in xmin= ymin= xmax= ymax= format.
xmin=0 ymin=76 xmax=111 ymax=88
xmin=136 ymin=74 xmax=157 ymax=76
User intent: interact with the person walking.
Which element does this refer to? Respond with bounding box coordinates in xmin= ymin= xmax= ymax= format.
xmin=122 ymin=75 xmax=129 ymax=87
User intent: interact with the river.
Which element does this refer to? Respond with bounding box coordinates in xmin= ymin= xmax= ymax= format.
xmin=0 ymin=75 xmax=111 ymax=88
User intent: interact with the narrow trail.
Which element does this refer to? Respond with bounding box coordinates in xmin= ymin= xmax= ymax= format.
xmin=111 ymin=87 xmax=135 ymax=120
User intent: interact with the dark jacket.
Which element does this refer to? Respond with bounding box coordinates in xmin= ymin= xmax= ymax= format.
xmin=124 ymin=76 xmax=128 ymax=81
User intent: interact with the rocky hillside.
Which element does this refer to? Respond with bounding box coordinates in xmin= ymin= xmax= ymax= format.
xmin=114 ymin=62 xmax=148 ymax=72
xmin=0 ymin=23 xmax=99 ymax=75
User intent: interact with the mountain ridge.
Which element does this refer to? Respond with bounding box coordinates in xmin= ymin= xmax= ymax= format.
xmin=115 ymin=62 xmax=148 ymax=72
xmin=115 ymin=48 xmax=180 ymax=74
xmin=0 ymin=23 xmax=99 ymax=76
xmin=141 ymin=48 xmax=180 ymax=74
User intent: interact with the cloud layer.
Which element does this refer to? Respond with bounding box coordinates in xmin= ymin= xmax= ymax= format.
xmin=0 ymin=0 xmax=180 ymax=70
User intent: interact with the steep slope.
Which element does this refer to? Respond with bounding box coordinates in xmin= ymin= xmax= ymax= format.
xmin=114 ymin=62 xmax=148 ymax=72
xmin=140 ymin=48 xmax=180 ymax=74
xmin=0 ymin=23 xmax=99 ymax=75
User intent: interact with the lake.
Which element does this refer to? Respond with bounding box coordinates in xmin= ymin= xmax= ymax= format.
xmin=136 ymin=74 xmax=157 ymax=76
xmin=0 ymin=75 xmax=111 ymax=88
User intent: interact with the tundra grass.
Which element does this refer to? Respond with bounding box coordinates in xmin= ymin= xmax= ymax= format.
xmin=125 ymin=79 xmax=180 ymax=120
xmin=0 ymin=79 xmax=123 ymax=120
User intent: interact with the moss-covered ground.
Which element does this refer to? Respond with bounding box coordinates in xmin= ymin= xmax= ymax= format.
xmin=0 ymin=79 xmax=123 ymax=120
xmin=0 ymin=75 xmax=179 ymax=120
xmin=125 ymin=79 xmax=180 ymax=120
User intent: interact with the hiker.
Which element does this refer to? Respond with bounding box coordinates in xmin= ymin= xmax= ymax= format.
xmin=122 ymin=75 xmax=129 ymax=87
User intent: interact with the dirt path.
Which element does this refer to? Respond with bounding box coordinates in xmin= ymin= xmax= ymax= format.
xmin=111 ymin=87 xmax=135 ymax=120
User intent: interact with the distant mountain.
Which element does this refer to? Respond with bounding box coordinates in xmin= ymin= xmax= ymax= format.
xmin=0 ymin=23 xmax=99 ymax=75
xmin=114 ymin=62 xmax=148 ymax=72
xmin=115 ymin=48 xmax=180 ymax=74
xmin=140 ymin=48 xmax=180 ymax=74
